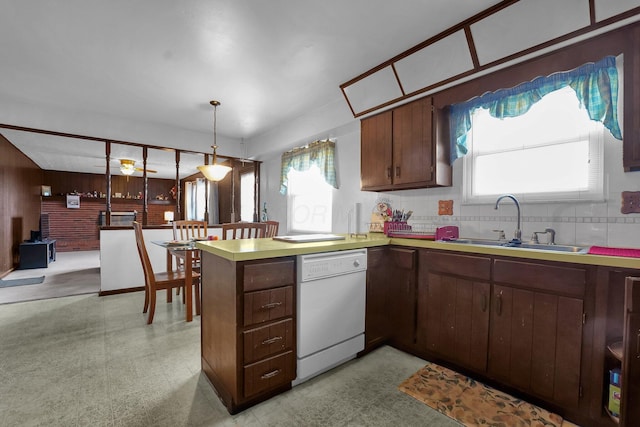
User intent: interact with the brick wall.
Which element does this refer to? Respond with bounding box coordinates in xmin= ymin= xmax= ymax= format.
xmin=41 ymin=198 xmax=174 ymax=252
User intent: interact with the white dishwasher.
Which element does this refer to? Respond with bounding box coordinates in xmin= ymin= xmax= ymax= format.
xmin=293 ymin=248 xmax=367 ymax=386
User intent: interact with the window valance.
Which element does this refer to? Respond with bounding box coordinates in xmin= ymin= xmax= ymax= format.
xmin=449 ymin=55 xmax=622 ymax=163
xmin=280 ymin=139 xmax=338 ymax=194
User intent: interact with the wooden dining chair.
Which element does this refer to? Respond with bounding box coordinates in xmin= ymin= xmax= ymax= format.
xmin=172 ymin=220 xmax=207 ymax=272
xmin=173 ymin=220 xmax=208 ymax=241
xmin=172 ymin=220 xmax=208 ymax=300
xmin=264 ymin=220 xmax=279 ymax=238
xmin=221 ymin=222 xmax=267 ymax=240
xmin=133 ymin=221 xmax=201 ymax=324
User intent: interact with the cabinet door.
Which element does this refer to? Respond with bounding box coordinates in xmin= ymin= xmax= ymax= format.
xmin=416 ymin=251 xmax=491 ymax=372
xmin=361 ymin=110 xmax=392 ymax=190
xmin=621 ymin=277 xmax=640 ymax=425
xmin=388 ymin=248 xmax=417 ymax=349
xmin=392 ymin=97 xmax=433 ymax=187
xmin=364 ymin=247 xmax=389 ymax=351
xmin=420 ymin=273 xmax=490 ymax=372
xmin=488 ymin=284 xmax=584 ymax=408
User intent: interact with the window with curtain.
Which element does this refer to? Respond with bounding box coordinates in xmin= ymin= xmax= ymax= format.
xmin=280 ymin=139 xmax=338 ymax=194
xmin=450 ymin=55 xmax=623 ymax=203
xmin=280 ymin=139 xmax=337 ymax=233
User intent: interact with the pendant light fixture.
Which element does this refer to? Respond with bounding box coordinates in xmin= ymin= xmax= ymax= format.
xmin=198 ymin=100 xmax=232 ymax=181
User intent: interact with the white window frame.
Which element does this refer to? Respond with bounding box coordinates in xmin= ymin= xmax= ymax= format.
xmin=462 ymin=88 xmax=606 ymax=205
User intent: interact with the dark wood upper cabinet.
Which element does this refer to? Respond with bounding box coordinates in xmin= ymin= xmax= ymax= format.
xmin=360 ymin=97 xmax=451 ymax=191
xmin=623 ymin=24 xmax=640 ymax=171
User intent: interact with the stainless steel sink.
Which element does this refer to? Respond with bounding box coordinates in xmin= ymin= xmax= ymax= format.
xmin=442 ymin=239 xmax=589 ymax=254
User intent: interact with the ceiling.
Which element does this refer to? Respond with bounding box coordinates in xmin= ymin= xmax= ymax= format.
xmin=0 ymin=0 xmax=504 ymax=179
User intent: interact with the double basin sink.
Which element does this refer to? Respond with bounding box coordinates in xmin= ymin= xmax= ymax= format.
xmin=442 ymin=238 xmax=589 ymax=254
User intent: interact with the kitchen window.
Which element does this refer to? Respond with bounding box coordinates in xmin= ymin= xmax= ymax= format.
xmin=463 ymin=86 xmax=605 ymax=203
xmin=280 ymin=139 xmax=338 ymax=233
xmin=453 ymin=55 xmax=623 ymax=204
xmin=286 ymin=165 xmax=333 ymax=233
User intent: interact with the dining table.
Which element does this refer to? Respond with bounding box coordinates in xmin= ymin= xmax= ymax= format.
xmin=151 ymin=239 xmax=200 ymax=322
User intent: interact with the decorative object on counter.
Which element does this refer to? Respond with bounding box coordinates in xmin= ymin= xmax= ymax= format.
xmin=198 ymin=100 xmax=232 ymax=182
xmin=621 ymin=191 xmax=640 ymax=214
xmin=41 ymin=185 xmax=51 ymax=196
xmin=438 ymin=200 xmax=453 ymax=215
xmin=163 ymin=211 xmax=174 ymax=223
xmin=399 ymin=362 xmax=565 ymax=427
xmin=369 ymin=199 xmax=393 ymax=232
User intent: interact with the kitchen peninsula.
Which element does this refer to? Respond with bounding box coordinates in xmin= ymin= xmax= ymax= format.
xmin=196 ymin=235 xmax=640 ymax=426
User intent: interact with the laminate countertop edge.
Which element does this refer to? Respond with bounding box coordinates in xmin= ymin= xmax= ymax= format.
xmin=196 ymin=234 xmax=640 ymax=269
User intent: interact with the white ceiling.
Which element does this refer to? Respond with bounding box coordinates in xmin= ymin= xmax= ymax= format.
xmin=0 ymin=0 xmax=503 ymax=178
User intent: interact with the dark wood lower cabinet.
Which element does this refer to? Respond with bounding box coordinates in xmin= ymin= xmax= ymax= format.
xmin=388 ymin=248 xmax=417 ymax=349
xmin=412 ymin=249 xmax=615 ymax=426
xmin=363 ymin=247 xmax=390 ymax=352
xmin=200 ymin=252 xmax=297 ymax=414
xmin=621 ymin=277 xmax=640 ymax=425
xmin=417 ymin=251 xmax=490 ymax=372
xmin=488 ymin=284 xmax=584 ymax=408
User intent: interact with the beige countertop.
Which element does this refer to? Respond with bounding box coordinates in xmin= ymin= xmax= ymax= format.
xmin=196 ymin=233 xmax=640 ymax=269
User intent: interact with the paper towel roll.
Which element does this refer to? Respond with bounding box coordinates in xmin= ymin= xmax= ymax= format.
xmin=354 ymin=203 xmax=361 ymax=234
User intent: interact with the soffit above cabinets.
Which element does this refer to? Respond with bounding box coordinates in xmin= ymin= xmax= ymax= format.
xmin=341 ymin=0 xmax=640 ymax=118
xmin=471 ymin=0 xmax=590 ymax=65
xmin=394 ymin=30 xmax=474 ymax=95
xmin=595 ymin=0 xmax=640 ymax=21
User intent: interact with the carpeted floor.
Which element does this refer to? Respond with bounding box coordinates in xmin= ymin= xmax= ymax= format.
xmin=399 ymin=362 xmax=579 ymax=427
xmin=0 ymin=250 xmax=99 ymax=304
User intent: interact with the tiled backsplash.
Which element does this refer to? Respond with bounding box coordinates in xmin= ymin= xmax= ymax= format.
xmin=373 ymin=132 xmax=640 ymax=249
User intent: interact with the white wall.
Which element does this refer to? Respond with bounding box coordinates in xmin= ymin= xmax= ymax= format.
xmin=255 ymin=106 xmax=640 ymax=249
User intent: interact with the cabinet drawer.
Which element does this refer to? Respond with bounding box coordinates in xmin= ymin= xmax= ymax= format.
xmin=244 ymin=259 xmax=295 ymax=292
xmin=423 ymin=251 xmax=491 ymax=281
xmin=243 ymin=318 xmax=294 ymax=364
xmin=243 ymin=351 xmax=295 ymax=398
xmin=244 ymin=286 xmax=293 ymax=326
xmin=493 ymin=259 xmax=586 ymax=297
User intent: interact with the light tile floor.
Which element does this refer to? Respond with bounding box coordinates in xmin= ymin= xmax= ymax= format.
xmin=0 ymin=290 xmax=459 ymax=427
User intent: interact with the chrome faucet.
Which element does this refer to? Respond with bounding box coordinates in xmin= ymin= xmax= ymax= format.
xmin=531 ymin=228 xmax=556 ymax=245
xmin=494 ymin=194 xmax=521 ymax=242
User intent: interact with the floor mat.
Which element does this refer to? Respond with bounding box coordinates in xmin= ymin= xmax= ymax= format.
xmin=399 ymin=362 xmax=568 ymax=427
xmin=0 ymin=276 xmax=45 ymax=288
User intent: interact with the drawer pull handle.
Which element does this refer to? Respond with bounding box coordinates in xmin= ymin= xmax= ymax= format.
xmin=261 ymin=369 xmax=281 ymax=380
xmin=496 ymin=291 xmax=503 ymax=316
xmin=261 ymin=302 xmax=282 ymax=309
xmin=262 ymin=336 xmax=283 ymax=345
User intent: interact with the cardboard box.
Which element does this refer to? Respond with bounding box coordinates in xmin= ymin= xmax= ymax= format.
xmin=609 ymin=368 xmax=621 ymax=417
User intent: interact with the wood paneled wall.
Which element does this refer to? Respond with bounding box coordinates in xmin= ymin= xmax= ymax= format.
xmin=0 ymin=134 xmax=43 ymax=276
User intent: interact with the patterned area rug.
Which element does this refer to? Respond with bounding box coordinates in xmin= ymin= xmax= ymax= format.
xmin=399 ymin=363 xmax=568 ymax=427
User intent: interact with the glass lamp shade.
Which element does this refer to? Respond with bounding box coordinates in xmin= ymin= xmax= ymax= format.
xmin=120 ymin=164 xmax=135 ymax=175
xmin=197 ymin=163 xmax=232 ymax=181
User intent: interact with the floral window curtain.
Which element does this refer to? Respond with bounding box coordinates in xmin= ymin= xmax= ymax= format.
xmin=279 ymin=139 xmax=338 ymax=194
xmin=449 ymin=55 xmax=622 ymax=163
